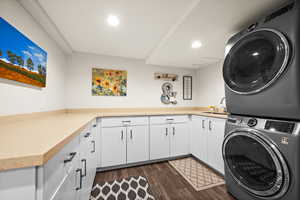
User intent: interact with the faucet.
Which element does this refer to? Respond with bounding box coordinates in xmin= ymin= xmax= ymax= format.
xmin=220 ymin=97 xmax=226 ymax=105
xmin=219 ymin=97 xmax=227 ymax=112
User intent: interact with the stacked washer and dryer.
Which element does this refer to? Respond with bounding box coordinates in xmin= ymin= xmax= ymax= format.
xmin=222 ymin=1 xmax=300 ymax=200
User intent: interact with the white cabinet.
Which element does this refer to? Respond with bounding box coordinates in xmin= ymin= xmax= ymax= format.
xmin=101 ymin=127 xmax=127 ymax=167
xmin=191 ymin=116 xmax=225 ymax=174
xmin=170 ymin=123 xmax=189 ymax=157
xmin=127 ymin=125 xmax=149 ymax=164
xmin=150 ymin=124 xmax=170 ymax=160
xmin=0 ymin=167 xmax=36 ymax=200
xmin=52 ymin=166 xmax=78 ymax=200
xmin=150 ymin=116 xmax=190 ymax=160
xmin=101 ymin=117 xmax=149 ymax=167
xmin=79 ymin=123 xmax=99 ymax=200
xmin=206 ymin=118 xmax=225 ymax=174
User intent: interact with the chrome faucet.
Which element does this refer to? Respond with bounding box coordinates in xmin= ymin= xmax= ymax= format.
xmin=220 ymin=97 xmax=226 ymax=105
xmin=219 ymin=97 xmax=227 ymax=112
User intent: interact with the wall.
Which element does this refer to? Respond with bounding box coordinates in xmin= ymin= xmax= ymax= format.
xmin=196 ymin=61 xmax=225 ymax=107
xmin=0 ymin=0 xmax=67 ymax=115
xmin=65 ymin=53 xmax=197 ymax=108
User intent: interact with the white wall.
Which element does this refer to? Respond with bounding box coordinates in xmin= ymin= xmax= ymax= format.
xmin=0 ymin=0 xmax=67 ymax=115
xmin=196 ymin=61 xmax=225 ymax=107
xmin=66 ymin=53 xmax=197 ymax=108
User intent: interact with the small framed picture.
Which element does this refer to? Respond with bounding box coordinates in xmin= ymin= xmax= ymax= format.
xmin=183 ymin=76 xmax=192 ymax=100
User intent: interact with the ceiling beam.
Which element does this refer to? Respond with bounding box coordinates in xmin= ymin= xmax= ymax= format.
xmin=145 ymin=0 xmax=201 ymax=64
xmin=17 ymin=0 xmax=73 ymax=55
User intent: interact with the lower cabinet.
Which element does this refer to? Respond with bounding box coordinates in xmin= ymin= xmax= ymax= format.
xmin=170 ymin=123 xmax=189 ymax=157
xmin=206 ymin=118 xmax=225 ymax=174
xmin=35 ymin=120 xmax=99 ymax=200
xmin=79 ymin=122 xmax=98 ymax=200
xmin=101 ymin=124 xmax=149 ymax=167
xmin=52 ymin=166 xmax=78 ymax=200
xmin=150 ymin=122 xmax=189 ymax=160
xmin=149 ymin=124 xmax=170 ymax=160
xmin=127 ymin=125 xmax=149 ymax=164
xmin=191 ymin=115 xmax=225 ymax=174
xmin=101 ymin=126 xmax=127 ymax=167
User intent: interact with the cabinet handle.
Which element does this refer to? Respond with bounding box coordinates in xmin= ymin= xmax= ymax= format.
xmin=166 ymin=118 xmax=174 ymax=121
xmin=122 ymin=120 xmax=131 ymax=123
xmin=81 ymin=159 xmax=87 ymax=177
xmin=64 ymin=152 xmax=76 ymax=163
xmin=84 ymin=132 xmax=90 ymax=138
xmin=202 ymin=120 xmax=205 ymax=129
xmin=93 ymin=124 xmax=97 ymax=128
xmin=173 ymin=127 xmax=175 ymax=135
xmin=165 ymin=128 xmax=168 ymax=136
xmin=91 ymin=141 xmax=96 ymax=153
xmin=209 ymin=121 xmax=212 ymax=131
xmin=121 ymin=130 xmax=124 ymax=140
xmin=130 ymin=129 xmax=133 ymax=139
xmin=76 ymin=168 xmax=82 ymax=191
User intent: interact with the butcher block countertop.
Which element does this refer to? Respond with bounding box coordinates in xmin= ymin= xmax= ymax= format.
xmin=0 ymin=107 xmax=227 ymax=171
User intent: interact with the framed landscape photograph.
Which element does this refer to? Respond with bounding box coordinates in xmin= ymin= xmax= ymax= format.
xmin=92 ymin=68 xmax=127 ymax=96
xmin=0 ymin=17 xmax=47 ymax=87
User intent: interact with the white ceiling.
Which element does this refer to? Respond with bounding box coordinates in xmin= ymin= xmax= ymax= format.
xmin=146 ymin=0 xmax=288 ymax=68
xmin=20 ymin=0 xmax=288 ymax=68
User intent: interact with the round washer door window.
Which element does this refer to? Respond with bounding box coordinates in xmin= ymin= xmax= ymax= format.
xmin=223 ymin=130 xmax=290 ymax=198
xmin=223 ymin=29 xmax=290 ymax=94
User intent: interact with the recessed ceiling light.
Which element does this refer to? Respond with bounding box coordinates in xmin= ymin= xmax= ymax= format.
xmin=191 ymin=40 xmax=202 ymax=49
xmin=107 ymin=15 xmax=120 ymax=27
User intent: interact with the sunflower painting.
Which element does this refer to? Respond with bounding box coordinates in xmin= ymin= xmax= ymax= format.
xmin=92 ymin=68 xmax=127 ymax=96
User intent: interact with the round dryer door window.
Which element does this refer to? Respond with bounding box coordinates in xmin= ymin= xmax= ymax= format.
xmin=223 ymin=130 xmax=290 ymax=198
xmin=223 ymin=29 xmax=290 ymax=94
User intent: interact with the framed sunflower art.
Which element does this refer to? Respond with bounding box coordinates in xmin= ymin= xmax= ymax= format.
xmin=92 ymin=68 xmax=127 ymax=96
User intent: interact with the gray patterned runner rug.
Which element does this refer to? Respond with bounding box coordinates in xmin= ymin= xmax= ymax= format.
xmin=90 ymin=176 xmax=155 ymax=200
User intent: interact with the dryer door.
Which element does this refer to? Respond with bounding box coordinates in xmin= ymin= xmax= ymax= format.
xmin=223 ymin=129 xmax=290 ymax=199
xmin=223 ymin=29 xmax=290 ymax=94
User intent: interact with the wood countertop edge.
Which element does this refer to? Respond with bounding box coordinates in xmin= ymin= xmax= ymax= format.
xmin=0 ymin=110 xmax=227 ymax=171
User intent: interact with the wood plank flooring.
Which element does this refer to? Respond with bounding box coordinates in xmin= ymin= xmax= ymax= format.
xmin=94 ymin=161 xmax=236 ymax=200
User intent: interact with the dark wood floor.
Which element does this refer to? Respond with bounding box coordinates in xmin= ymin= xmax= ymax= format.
xmin=94 ymin=161 xmax=236 ymax=200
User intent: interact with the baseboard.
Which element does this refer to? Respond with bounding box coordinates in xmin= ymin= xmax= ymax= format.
xmin=96 ymin=154 xmax=191 ymax=172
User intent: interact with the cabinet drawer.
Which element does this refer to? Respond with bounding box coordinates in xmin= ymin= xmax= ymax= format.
xmin=102 ymin=117 xmax=148 ymax=127
xmin=43 ymin=136 xmax=80 ymax=200
xmin=150 ymin=115 xmax=189 ymax=125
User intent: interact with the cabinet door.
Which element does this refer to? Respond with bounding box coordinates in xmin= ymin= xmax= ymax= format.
xmin=170 ymin=123 xmax=189 ymax=157
xmin=89 ymin=123 xmax=98 ymax=182
xmin=101 ymin=127 xmax=126 ymax=167
xmin=212 ymin=118 xmax=225 ymax=174
xmin=53 ymin=168 xmax=78 ymax=200
xmin=198 ymin=117 xmax=208 ymax=164
xmin=79 ymin=127 xmax=94 ymax=200
xmin=191 ymin=116 xmax=203 ymax=160
xmin=207 ymin=118 xmax=225 ymax=174
xmin=127 ymin=125 xmax=149 ymax=164
xmin=150 ymin=124 xmax=170 ymax=160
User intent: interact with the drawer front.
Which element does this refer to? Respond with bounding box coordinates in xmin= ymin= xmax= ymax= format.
xmin=102 ymin=117 xmax=148 ymax=127
xmin=150 ymin=115 xmax=189 ymax=125
xmin=43 ymin=136 xmax=80 ymax=200
xmin=80 ymin=123 xmax=92 ymax=142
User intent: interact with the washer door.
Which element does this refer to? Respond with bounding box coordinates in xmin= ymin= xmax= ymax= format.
xmin=223 ymin=29 xmax=290 ymax=94
xmin=223 ymin=129 xmax=290 ymax=198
